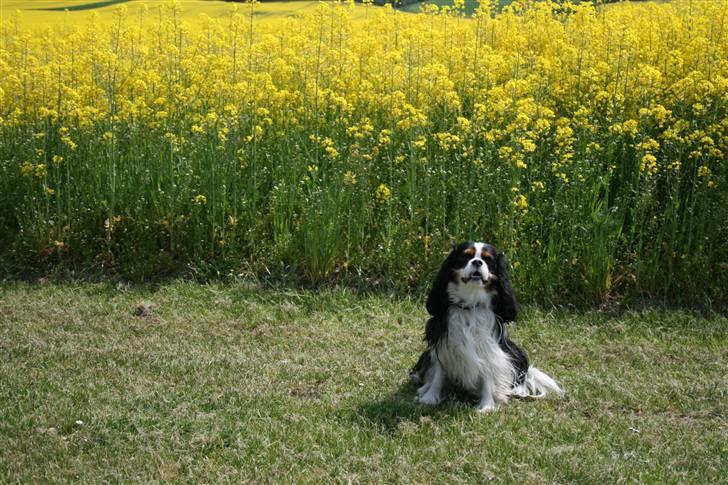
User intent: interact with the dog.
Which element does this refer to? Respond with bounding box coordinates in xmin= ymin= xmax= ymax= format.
xmin=410 ymin=241 xmax=563 ymax=412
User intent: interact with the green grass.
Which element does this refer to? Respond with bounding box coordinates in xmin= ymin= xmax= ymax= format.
xmin=1 ymin=281 xmax=725 ymax=482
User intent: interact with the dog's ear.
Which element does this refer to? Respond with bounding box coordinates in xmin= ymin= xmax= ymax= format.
xmin=493 ymin=251 xmax=518 ymax=323
xmin=426 ymin=248 xmax=457 ymax=318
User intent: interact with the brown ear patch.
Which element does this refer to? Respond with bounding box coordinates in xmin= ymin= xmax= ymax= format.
xmin=450 ymin=269 xmax=459 ymax=283
xmin=485 ymin=275 xmax=497 ymax=291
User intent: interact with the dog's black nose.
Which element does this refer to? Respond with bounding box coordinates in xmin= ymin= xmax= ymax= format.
xmin=472 ymin=259 xmax=483 ymax=268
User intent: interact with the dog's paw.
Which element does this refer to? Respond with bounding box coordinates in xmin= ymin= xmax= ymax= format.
xmin=415 ymin=383 xmax=431 ymax=398
xmin=494 ymin=392 xmax=510 ymax=405
xmin=416 ymin=392 xmax=442 ymax=406
xmin=477 ymin=401 xmax=500 ymax=413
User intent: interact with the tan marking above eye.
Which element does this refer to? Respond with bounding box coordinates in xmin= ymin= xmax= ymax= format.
xmin=482 ymin=250 xmax=492 ymax=259
xmin=463 ymin=247 xmax=476 ymax=257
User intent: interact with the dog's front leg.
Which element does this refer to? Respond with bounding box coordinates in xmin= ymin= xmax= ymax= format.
xmin=477 ymin=373 xmax=499 ymax=413
xmin=416 ymin=357 xmax=444 ymax=406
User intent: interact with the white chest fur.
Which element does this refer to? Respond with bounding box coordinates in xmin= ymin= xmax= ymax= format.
xmin=435 ymin=307 xmax=515 ymax=396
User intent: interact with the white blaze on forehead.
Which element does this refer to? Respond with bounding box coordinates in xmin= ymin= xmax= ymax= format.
xmin=474 ymin=242 xmax=485 ymax=257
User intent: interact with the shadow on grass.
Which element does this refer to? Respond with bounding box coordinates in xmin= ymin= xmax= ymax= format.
xmin=350 ymin=380 xmax=478 ymax=434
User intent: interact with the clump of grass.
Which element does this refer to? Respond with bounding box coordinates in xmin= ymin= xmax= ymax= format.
xmin=0 ymin=1 xmax=726 ymax=305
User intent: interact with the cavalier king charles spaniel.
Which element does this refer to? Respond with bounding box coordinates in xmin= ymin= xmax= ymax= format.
xmin=410 ymin=241 xmax=563 ymax=412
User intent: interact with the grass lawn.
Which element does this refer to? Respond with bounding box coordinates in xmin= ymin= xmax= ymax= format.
xmin=0 ymin=281 xmax=725 ymax=482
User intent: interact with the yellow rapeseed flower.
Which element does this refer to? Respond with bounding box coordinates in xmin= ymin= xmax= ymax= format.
xmin=343 ymin=170 xmax=357 ymax=186
xmin=520 ymin=139 xmax=536 ymax=153
xmin=375 ymin=183 xmax=391 ymax=204
xmin=20 ymin=162 xmax=33 ymax=177
xmin=413 ymin=136 xmax=427 ymax=151
xmin=514 ymin=194 xmax=528 ymax=212
xmin=640 ymin=154 xmax=658 ymax=175
xmin=324 ymin=146 xmax=339 ymax=160
xmin=697 ymin=166 xmax=711 ymax=178
xmin=34 ymin=164 xmax=47 ymax=178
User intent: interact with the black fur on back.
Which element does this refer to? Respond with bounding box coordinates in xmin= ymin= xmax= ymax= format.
xmin=495 ymin=320 xmax=529 ymax=385
xmin=492 ymin=250 xmax=518 ymax=324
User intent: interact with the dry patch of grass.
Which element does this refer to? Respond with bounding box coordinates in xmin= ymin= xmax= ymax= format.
xmin=0 ymin=281 xmax=725 ymax=482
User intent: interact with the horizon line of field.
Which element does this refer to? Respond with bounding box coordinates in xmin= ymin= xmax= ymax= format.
xmin=1 ymin=0 xmax=495 ymax=17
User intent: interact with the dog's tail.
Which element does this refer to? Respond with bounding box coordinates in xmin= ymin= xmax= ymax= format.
xmin=512 ymin=367 xmax=564 ymax=398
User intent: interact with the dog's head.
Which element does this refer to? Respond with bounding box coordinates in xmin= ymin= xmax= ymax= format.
xmin=426 ymin=241 xmax=517 ymax=322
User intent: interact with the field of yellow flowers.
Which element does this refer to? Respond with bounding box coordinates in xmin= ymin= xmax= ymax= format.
xmin=0 ymin=0 xmax=726 ymax=304
xmin=0 ymin=1 xmax=371 ymax=29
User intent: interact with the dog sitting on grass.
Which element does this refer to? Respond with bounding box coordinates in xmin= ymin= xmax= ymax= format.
xmin=410 ymin=241 xmax=563 ymax=412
